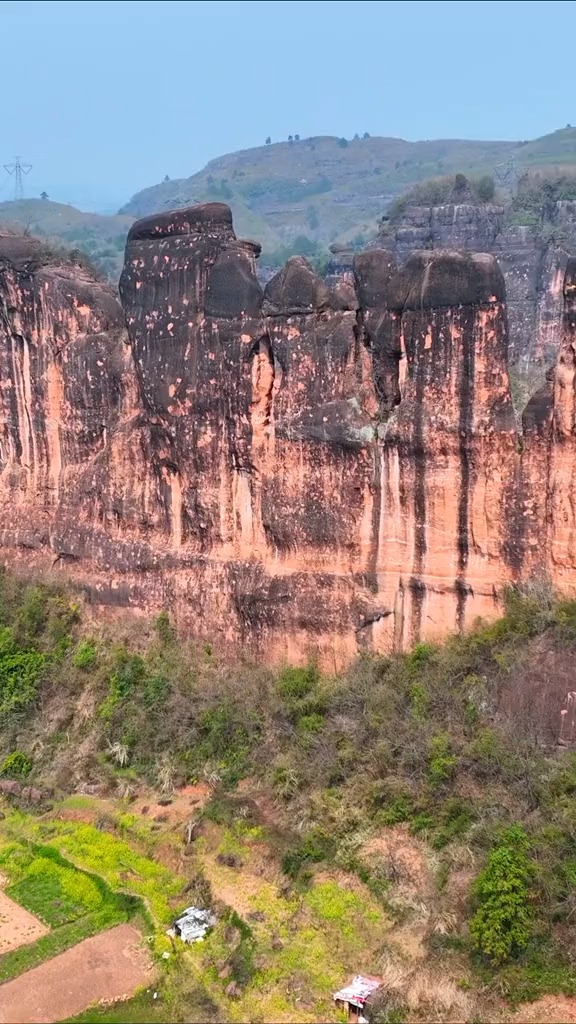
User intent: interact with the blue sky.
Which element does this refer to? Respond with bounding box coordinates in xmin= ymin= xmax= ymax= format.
xmin=1 ymin=0 xmax=574 ymax=211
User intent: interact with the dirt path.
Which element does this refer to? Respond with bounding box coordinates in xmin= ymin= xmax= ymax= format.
xmin=0 ymin=890 xmax=49 ymax=954
xmin=508 ymin=995 xmax=576 ymax=1023
xmin=0 ymin=923 xmax=154 ymax=1024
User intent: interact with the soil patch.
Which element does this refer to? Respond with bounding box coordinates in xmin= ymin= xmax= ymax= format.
xmin=0 ymin=889 xmax=49 ymax=954
xmin=139 ymin=783 xmax=210 ymax=826
xmin=508 ymin=995 xmax=576 ymax=1023
xmin=0 ymin=923 xmax=154 ymax=1024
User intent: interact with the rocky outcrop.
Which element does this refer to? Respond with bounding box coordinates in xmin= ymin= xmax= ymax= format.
xmin=2 ymin=207 xmax=576 ymax=667
xmin=377 ymin=200 xmax=576 ymax=383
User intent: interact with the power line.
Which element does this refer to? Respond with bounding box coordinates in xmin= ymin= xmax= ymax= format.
xmin=3 ymin=156 xmax=32 ymax=200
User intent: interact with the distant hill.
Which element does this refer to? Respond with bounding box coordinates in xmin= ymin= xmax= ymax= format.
xmin=0 ymin=199 xmax=133 ymax=281
xmin=120 ymin=128 xmax=576 ymax=257
xmin=2 ymin=128 xmax=575 ymax=281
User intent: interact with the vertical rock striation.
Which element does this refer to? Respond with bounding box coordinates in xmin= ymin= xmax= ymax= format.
xmin=356 ymin=251 xmax=518 ymax=652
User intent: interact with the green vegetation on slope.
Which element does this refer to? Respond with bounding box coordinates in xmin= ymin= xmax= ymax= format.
xmin=507 ymin=167 xmax=576 ymax=226
xmin=0 ymin=831 xmax=147 ymax=983
xmin=3 ymin=573 xmax=576 ymax=1016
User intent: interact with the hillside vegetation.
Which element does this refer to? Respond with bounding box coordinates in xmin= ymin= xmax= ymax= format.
xmin=121 ymin=127 xmax=576 ymax=258
xmin=2 ymin=571 xmax=576 ymax=1020
xmin=0 ymin=199 xmax=133 ymax=281
xmin=387 ymin=171 xmax=498 ymax=222
xmin=2 ymin=129 xmax=575 ymax=281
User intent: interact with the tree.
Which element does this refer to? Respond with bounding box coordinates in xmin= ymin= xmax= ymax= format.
xmin=164 ymin=174 xmax=170 ymax=181
xmin=476 ymin=175 xmax=496 ymax=202
xmin=294 ymin=133 xmax=300 ymax=141
xmin=337 ymin=137 xmax=349 ymax=148
xmin=306 ymin=206 xmax=319 ymax=231
xmin=354 ymin=133 xmax=360 ymax=140
xmin=363 ymin=131 xmax=370 ymax=139
xmin=40 ymin=191 xmax=49 ymax=200
xmin=265 ymin=136 xmax=271 ymax=145
xmin=288 ymin=135 xmax=293 ymax=142
xmin=291 ymin=234 xmax=316 ymax=255
xmin=470 ymin=825 xmax=535 ymax=964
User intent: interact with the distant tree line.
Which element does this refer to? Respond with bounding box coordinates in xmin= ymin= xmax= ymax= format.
xmin=263 ymin=132 xmax=371 ymax=146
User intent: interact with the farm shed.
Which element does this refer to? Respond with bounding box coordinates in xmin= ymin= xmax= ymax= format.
xmin=333 ymin=975 xmax=383 ymax=1023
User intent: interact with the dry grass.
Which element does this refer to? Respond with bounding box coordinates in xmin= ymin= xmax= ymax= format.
xmin=373 ymin=945 xmax=474 ymax=1022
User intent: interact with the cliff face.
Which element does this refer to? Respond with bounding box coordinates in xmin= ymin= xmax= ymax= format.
xmin=1 ymin=208 xmax=576 ymax=667
xmin=379 ymin=201 xmax=576 ymax=384
xmin=0 ymin=235 xmax=133 ymax=563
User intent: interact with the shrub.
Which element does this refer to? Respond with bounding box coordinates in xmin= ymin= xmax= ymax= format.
xmin=281 ymin=828 xmax=336 ymax=878
xmin=155 ymin=610 xmax=175 ymax=645
xmin=181 ymin=703 xmax=257 ymax=785
xmin=428 ymin=733 xmax=457 ymax=788
xmin=277 ymin=665 xmax=324 ymax=724
xmin=72 ymin=640 xmax=97 ymax=670
xmin=470 ymin=825 xmax=535 ymax=963
xmin=409 ymin=642 xmax=435 ymax=668
xmin=279 ymin=665 xmax=317 ymax=696
xmin=476 ymin=174 xmax=496 ymax=201
xmin=0 ymin=627 xmax=45 ymax=718
xmin=14 ymin=586 xmax=49 ymax=641
xmin=431 ymin=797 xmax=474 ymax=849
xmin=409 ymin=682 xmax=429 ymax=721
xmin=297 ymin=712 xmax=324 ymax=735
xmin=142 ymin=673 xmax=169 ymax=709
xmin=99 ymin=651 xmax=146 ymax=720
xmin=0 ymin=750 xmax=32 ymax=778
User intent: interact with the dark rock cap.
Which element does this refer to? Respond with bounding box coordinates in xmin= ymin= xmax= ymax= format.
xmin=387 ymin=250 xmax=505 ymax=311
xmin=262 ymin=256 xmax=331 ymax=316
xmin=127 ymin=203 xmax=234 ymax=242
xmin=205 ymin=245 xmax=263 ymax=319
xmin=353 ymin=249 xmax=397 ymax=308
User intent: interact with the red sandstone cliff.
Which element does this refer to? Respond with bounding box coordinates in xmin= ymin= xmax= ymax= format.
xmin=1 ymin=209 xmax=576 ymax=666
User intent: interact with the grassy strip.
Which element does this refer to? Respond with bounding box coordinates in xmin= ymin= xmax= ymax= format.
xmin=67 ymin=990 xmax=173 ymax=1023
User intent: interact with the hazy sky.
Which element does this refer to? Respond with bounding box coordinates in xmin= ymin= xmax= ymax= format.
xmin=1 ymin=0 xmax=574 ymax=211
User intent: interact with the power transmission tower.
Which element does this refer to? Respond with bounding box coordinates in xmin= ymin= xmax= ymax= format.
xmin=3 ymin=156 xmax=32 ymax=200
xmin=492 ymin=159 xmax=517 ymax=187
